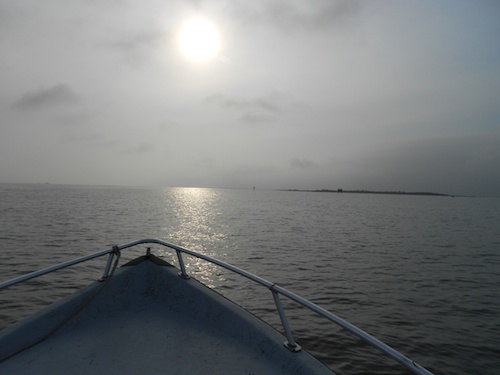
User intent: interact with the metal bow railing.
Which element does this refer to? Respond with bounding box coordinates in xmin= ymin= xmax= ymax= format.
xmin=0 ymin=238 xmax=434 ymax=375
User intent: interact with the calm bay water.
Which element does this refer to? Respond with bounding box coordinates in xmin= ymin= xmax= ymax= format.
xmin=0 ymin=183 xmax=499 ymax=374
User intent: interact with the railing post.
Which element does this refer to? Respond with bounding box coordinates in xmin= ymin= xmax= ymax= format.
xmin=99 ymin=252 xmax=115 ymax=281
xmin=100 ymin=245 xmax=121 ymax=281
xmin=176 ymin=249 xmax=190 ymax=279
xmin=271 ymin=288 xmax=301 ymax=352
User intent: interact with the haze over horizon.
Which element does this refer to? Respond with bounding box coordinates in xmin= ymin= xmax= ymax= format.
xmin=1 ymin=1 xmax=499 ymax=197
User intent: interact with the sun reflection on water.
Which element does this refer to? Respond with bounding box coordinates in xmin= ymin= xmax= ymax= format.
xmin=159 ymin=187 xmax=228 ymax=287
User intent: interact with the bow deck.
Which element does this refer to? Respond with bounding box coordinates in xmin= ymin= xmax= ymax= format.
xmin=0 ymin=254 xmax=334 ymax=375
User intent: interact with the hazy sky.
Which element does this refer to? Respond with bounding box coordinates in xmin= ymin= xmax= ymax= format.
xmin=1 ymin=1 xmax=499 ymax=196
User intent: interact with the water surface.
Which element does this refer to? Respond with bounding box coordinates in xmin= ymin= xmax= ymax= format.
xmin=0 ymin=184 xmax=499 ymax=374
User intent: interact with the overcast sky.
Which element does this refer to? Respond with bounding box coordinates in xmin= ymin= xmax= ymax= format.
xmin=1 ymin=0 xmax=499 ymax=196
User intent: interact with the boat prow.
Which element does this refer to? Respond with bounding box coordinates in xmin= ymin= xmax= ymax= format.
xmin=0 ymin=239 xmax=434 ymax=374
xmin=0 ymin=253 xmax=334 ymax=374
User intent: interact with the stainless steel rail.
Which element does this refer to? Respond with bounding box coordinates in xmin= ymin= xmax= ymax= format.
xmin=0 ymin=238 xmax=434 ymax=375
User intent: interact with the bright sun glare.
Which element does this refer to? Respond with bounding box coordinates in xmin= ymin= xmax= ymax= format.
xmin=178 ymin=18 xmax=220 ymax=62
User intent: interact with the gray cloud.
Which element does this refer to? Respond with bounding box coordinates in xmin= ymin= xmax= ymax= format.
xmin=121 ymin=143 xmax=155 ymax=154
xmin=290 ymin=158 xmax=318 ymax=169
xmin=227 ymin=164 xmax=280 ymax=187
xmin=61 ymin=131 xmax=119 ymax=149
xmin=348 ymin=134 xmax=500 ymax=196
xmin=109 ymin=29 xmax=170 ymax=64
xmin=206 ymin=93 xmax=280 ymax=113
xmin=240 ymin=112 xmax=276 ymax=124
xmin=226 ymin=0 xmax=365 ymax=32
xmin=12 ymin=84 xmax=79 ymax=110
xmin=206 ymin=93 xmax=280 ymax=123
xmin=111 ymin=31 xmax=165 ymax=51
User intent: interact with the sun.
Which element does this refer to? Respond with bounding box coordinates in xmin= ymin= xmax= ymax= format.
xmin=178 ymin=18 xmax=221 ymax=62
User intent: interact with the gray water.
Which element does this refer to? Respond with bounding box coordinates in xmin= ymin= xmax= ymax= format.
xmin=0 ymin=183 xmax=499 ymax=374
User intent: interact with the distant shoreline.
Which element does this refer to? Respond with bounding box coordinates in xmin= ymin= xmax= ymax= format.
xmin=280 ymin=189 xmax=455 ymax=197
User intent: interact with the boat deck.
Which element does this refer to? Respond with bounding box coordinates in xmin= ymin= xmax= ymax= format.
xmin=0 ymin=255 xmax=334 ymax=375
